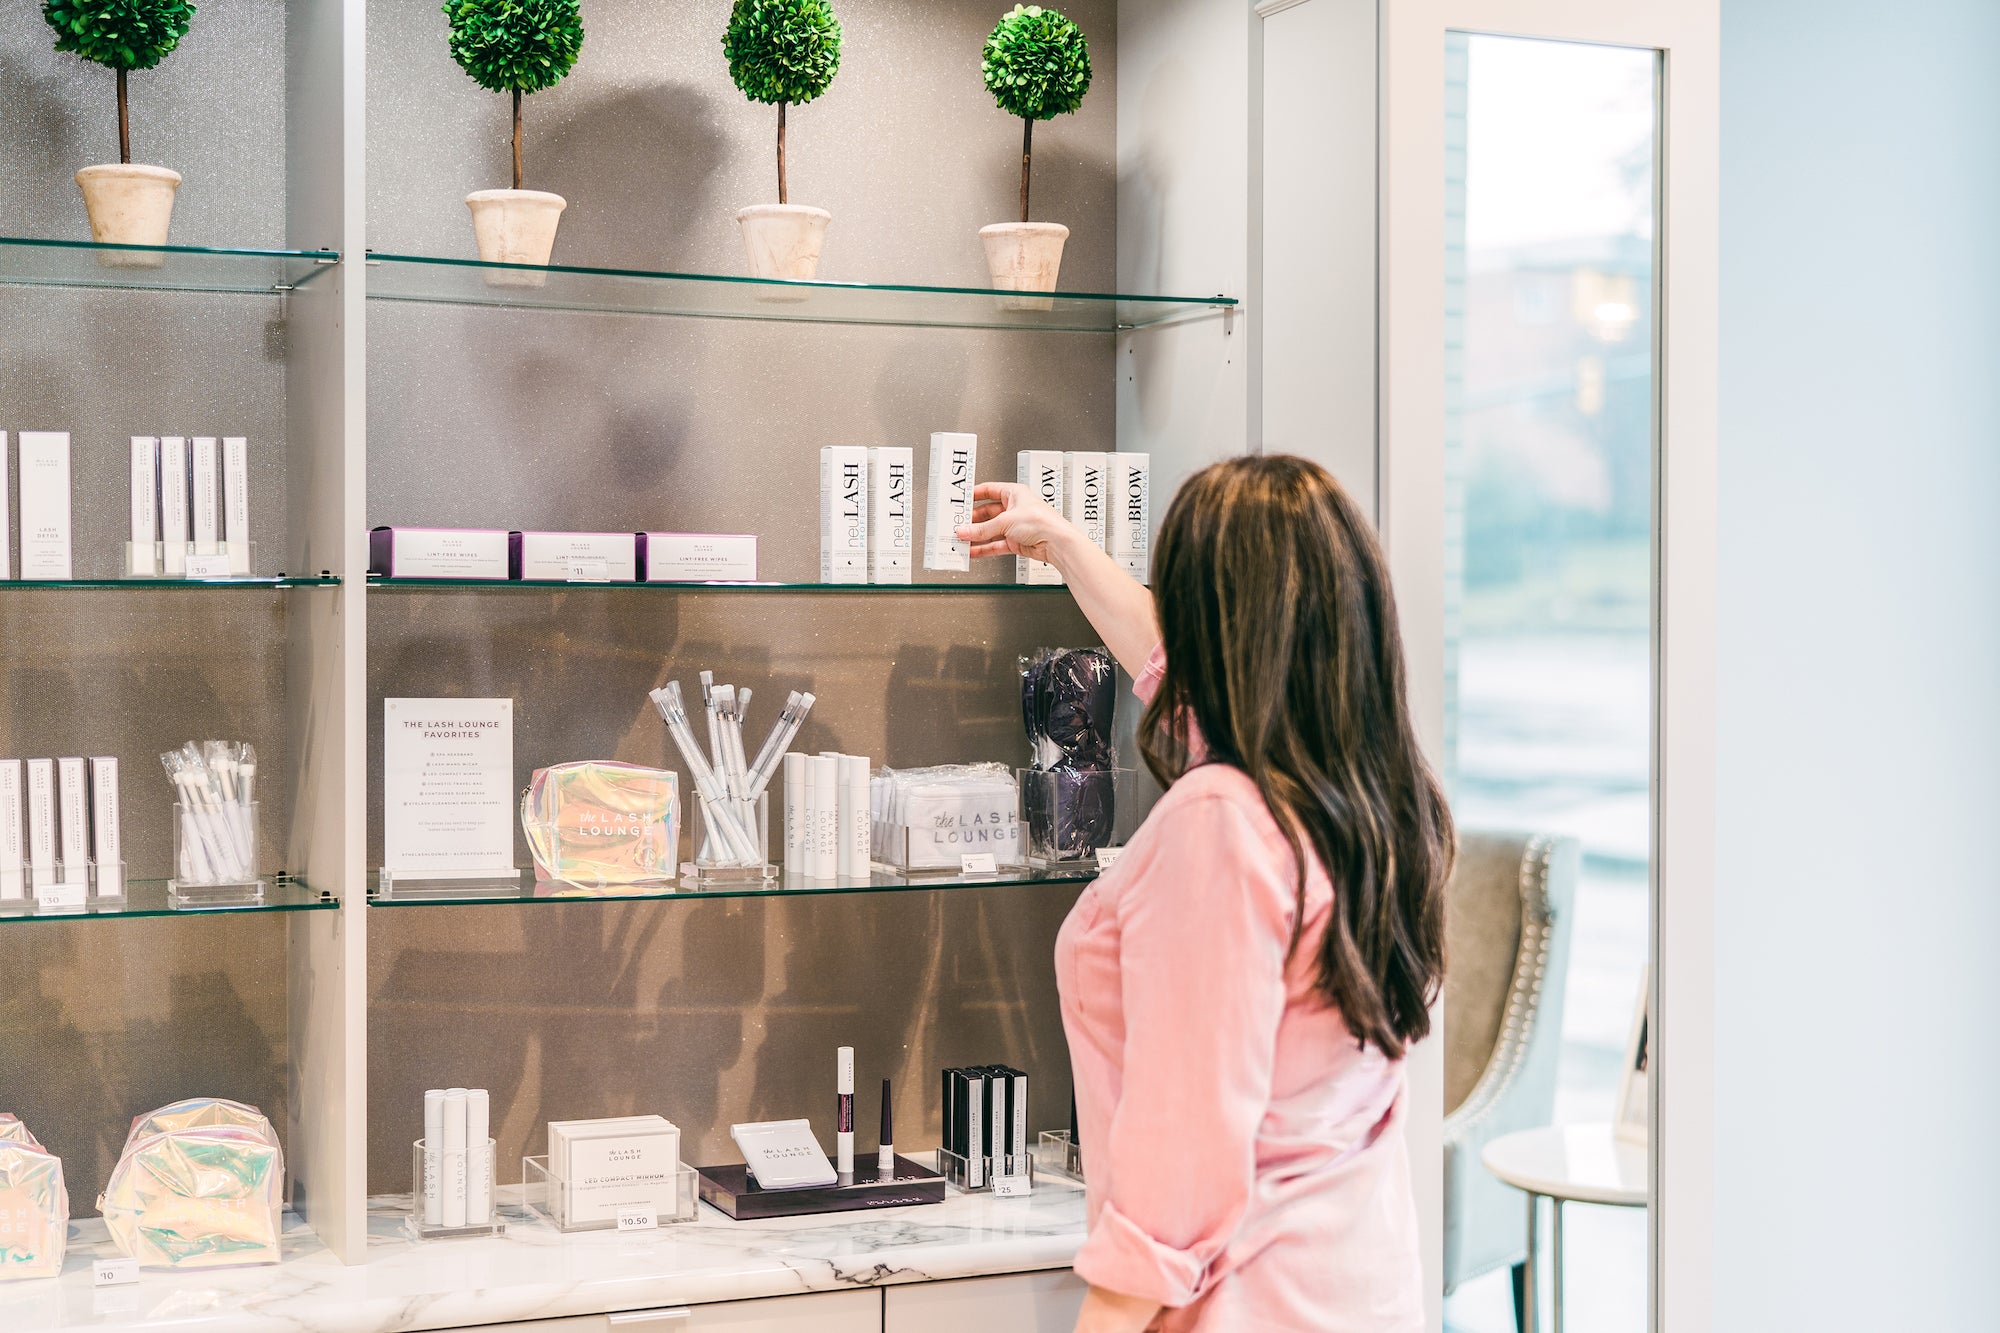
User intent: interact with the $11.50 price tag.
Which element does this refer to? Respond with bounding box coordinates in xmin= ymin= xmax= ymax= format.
xmin=616 ymin=1205 xmax=658 ymax=1232
xmin=1093 ymin=846 xmax=1124 ymax=870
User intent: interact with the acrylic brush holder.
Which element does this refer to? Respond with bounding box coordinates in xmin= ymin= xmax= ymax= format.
xmin=169 ymin=800 xmax=264 ymax=907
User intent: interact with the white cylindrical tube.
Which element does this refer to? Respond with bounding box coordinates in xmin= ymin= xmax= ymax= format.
xmin=807 ymin=755 xmax=839 ymax=879
xmin=783 ymin=753 xmax=808 ymax=873
xmin=442 ymin=1088 xmax=468 ymax=1228
xmin=422 ymin=1089 xmax=445 ymax=1226
xmin=465 ymin=1088 xmax=491 ymax=1225
xmin=840 ymin=755 xmax=871 ymax=879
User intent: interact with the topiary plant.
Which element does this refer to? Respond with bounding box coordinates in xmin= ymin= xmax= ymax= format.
xmin=445 ymin=0 xmax=585 ymax=191
xmin=982 ymin=4 xmax=1091 ymax=223
xmin=723 ymin=0 xmax=842 ymax=206
xmin=43 ymin=0 xmax=197 ymax=165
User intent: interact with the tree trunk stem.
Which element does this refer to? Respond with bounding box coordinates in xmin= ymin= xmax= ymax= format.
xmin=778 ymin=101 xmax=789 ymax=205
xmin=1020 ymin=117 xmax=1033 ymax=224
xmin=117 ymin=68 xmax=130 ymax=165
xmin=512 ymin=89 xmax=524 ymax=191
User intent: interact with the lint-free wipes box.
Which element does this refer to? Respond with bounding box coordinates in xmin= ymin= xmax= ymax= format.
xmin=643 ymin=532 xmax=758 ymax=582
xmin=18 ymin=432 xmax=73 ymax=580
xmin=509 ymin=531 xmax=640 ymax=581
xmin=1064 ymin=451 xmax=1108 ymax=555
xmin=820 ymin=446 xmax=868 ymax=583
xmin=867 ymin=447 xmax=914 ymax=584
xmin=1107 ymin=452 xmax=1151 ymax=584
xmin=368 ymin=527 xmax=510 ymax=580
xmin=924 ymin=432 xmax=977 ymax=572
xmin=1015 ymin=451 xmax=1065 ymax=585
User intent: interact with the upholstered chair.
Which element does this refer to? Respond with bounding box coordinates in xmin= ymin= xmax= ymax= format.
xmin=1442 ymin=830 xmax=1580 ymax=1322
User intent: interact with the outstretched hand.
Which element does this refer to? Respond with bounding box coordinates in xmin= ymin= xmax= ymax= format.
xmin=957 ymin=481 xmax=1068 ymax=564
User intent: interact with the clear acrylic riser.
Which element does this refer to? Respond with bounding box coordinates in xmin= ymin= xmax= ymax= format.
xmin=937 ymin=1148 xmax=1036 ymax=1196
xmin=409 ymin=1137 xmax=507 ymax=1240
xmin=170 ymin=800 xmax=264 ymax=906
xmin=11 ymin=860 xmax=122 ymax=913
xmin=1036 ymin=1130 xmax=1085 ymax=1183
xmin=685 ymin=792 xmax=774 ymax=884
xmin=871 ymin=823 xmax=1029 ymax=877
xmin=126 ymin=540 xmax=258 ymax=579
xmin=520 ymin=1154 xmax=699 ymax=1232
xmin=1018 ymin=767 xmax=1142 ymax=868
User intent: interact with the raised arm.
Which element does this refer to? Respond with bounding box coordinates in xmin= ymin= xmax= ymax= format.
xmin=958 ymin=481 xmax=1160 ymax=677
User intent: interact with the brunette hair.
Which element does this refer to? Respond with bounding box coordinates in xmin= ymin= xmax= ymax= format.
xmin=1138 ymin=455 xmax=1453 ymax=1058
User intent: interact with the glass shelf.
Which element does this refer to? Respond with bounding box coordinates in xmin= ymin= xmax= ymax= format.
xmin=368 ymin=864 xmax=1096 ymax=907
xmin=365 ymin=253 xmax=1237 ymax=333
xmin=0 ymin=876 xmax=334 ymax=923
xmin=366 ymin=576 xmax=1065 ymax=593
xmin=0 ymin=236 xmax=339 ymax=295
xmin=3 ymin=575 xmax=340 ymax=590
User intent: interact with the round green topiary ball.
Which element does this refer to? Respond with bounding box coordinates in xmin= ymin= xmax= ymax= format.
xmin=723 ymin=0 xmax=843 ymax=107
xmin=445 ymin=0 xmax=584 ymax=97
xmin=983 ymin=4 xmax=1091 ymax=122
xmin=43 ymin=0 xmax=195 ymax=73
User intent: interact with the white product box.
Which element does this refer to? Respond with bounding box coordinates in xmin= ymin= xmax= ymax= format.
xmin=191 ymin=437 xmax=220 ymax=554
xmin=24 ymin=759 xmax=55 ymax=885
xmin=924 ymin=432 xmax=977 ymax=572
xmin=129 ymin=437 xmax=160 ymax=576
xmin=223 ymin=436 xmax=251 ymax=574
xmin=643 ymin=532 xmax=758 ymax=582
xmin=866 ymin=447 xmax=914 ymax=584
xmin=1015 ymin=450 xmax=1066 ymax=585
xmin=1107 ymin=452 xmax=1151 ymax=584
xmin=1064 ymin=451 xmax=1108 ymax=554
xmin=513 ymin=530 xmax=639 ymax=582
xmin=368 ymin=527 xmax=510 ymax=580
xmin=160 ymin=437 xmax=189 ymax=575
xmin=1 ymin=431 xmax=11 ymax=580
xmin=56 ymin=758 xmax=88 ymax=885
xmin=0 ymin=760 xmax=22 ymax=900
xmin=18 ymin=432 xmax=73 ymax=580
xmin=547 ymin=1115 xmax=681 ymax=1225
xmin=819 ymin=446 xmax=868 ymax=583
xmin=89 ymin=756 xmax=122 ymax=896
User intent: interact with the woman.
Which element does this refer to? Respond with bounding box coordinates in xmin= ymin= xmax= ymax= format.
xmin=959 ymin=455 xmax=1451 ymax=1333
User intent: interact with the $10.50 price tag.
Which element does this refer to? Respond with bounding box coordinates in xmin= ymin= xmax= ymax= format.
xmin=616 ymin=1205 xmax=659 ymax=1232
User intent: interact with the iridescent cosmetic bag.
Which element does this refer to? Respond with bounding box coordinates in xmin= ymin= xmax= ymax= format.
xmin=0 ymin=1113 xmax=41 ymax=1150
xmin=522 ymin=760 xmax=679 ymax=886
xmin=124 ymin=1097 xmax=277 ymax=1155
xmin=100 ymin=1124 xmax=283 ymax=1268
xmin=0 ymin=1138 xmax=65 ymax=1281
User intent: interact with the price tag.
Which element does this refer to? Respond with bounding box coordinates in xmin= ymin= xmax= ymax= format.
xmin=36 ymin=883 xmax=86 ymax=912
xmin=565 ymin=558 xmax=611 ymax=583
xmin=959 ymin=852 xmax=999 ymax=875
xmin=94 ymin=1257 xmax=140 ymax=1287
xmin=183 ymin=552 xmax=232 ymax=578
xmin=1093 ymin=846 xmax=1124 ymax=870
xmin=616 ymin=1205 xmax=658 ymax=1232
xmin=991 ymin=1174 xmax=1031 ymax=1198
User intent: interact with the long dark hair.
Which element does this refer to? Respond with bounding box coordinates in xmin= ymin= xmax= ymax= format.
xmin=1138 ymin=455 xmax=1452 ymax=1058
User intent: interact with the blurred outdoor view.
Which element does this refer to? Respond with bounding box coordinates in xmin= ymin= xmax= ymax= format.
xmin=1442 ymin=33 xmax=1656 ymax=1333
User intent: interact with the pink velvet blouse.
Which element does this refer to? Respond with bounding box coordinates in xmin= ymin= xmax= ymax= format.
xmin=1055 ymin=649 xmax=1423 ymax=1331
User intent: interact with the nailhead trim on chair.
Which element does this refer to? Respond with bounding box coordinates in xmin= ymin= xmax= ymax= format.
xmin=1443 ymin=832 xmax=1559 ymax=1140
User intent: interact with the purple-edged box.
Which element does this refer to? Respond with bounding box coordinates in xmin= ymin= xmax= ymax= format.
xmin=694 ymin=1154 xmax=945 ymax=1220
xmin=641 ymin=532 xmax=759 ymax=583
xmin=509 ymin=531 xmax=642 ymax=582
xmin=368 ymin=526 xmax=510 ymax=580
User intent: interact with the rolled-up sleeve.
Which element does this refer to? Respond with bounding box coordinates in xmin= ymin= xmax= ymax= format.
xmin=1071 ymin=789 xmax=1296 ymax=1307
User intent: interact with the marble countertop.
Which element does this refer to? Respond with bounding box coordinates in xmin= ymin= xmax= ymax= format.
xmin=0 ymin=1172 xmax=1088 ymax=1333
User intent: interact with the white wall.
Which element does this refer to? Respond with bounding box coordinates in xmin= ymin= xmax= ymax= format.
xmin=1719 ymin=3 xmax=2000 ymax=1327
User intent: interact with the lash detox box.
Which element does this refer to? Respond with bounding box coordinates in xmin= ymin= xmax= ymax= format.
xmin=694 ymin=1155 xmax=945 ymax=1220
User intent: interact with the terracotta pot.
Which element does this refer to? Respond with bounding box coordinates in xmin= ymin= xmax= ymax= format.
xmin=76 ymin=164 xmax=181 ymax=268
xmin=736 ymin=204 xmax=832 ymax=283
xmin=980 ymin=222 xmax=1069 ymax=310
xmin=465 ymin=189 xmax=567 ymax=287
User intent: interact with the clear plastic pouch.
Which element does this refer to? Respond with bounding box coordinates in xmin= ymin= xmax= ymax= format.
xmin=522 ymin=761 xmax=679 ymax=886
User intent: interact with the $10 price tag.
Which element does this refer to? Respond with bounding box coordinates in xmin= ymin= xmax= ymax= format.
xmin=94 ymin=1258 xmax=140 ymax=1287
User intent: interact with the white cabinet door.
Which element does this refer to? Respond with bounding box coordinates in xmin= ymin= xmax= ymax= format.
xmin=448 ymin=1288 xmax=881 ymax=1333
xmin=883 ymin=1271 xmax=1087 ymax=1333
